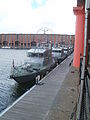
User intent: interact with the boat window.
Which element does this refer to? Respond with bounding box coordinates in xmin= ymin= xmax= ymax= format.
xmin=28 ymin=53 xmax=43 ymax=57
xmin=52 ymin=50 xmax=61 ymax=53
xmin=31 ymin=62 xmax=43 ymax=68
xmin=52 ymin=52 xmax=61 ymax=57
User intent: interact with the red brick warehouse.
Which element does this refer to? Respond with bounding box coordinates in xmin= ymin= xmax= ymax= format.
xmin=0 ymin=34 xmax=75 ymax=49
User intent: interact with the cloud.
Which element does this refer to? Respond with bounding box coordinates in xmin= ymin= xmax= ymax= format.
xmin=31 ymin=0 xmax=47 ymax=9
xmin=0 ymin=0 xmax=76 ymax=34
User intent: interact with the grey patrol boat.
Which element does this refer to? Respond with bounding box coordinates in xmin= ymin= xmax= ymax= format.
xmin=52 ymin=47 xmax=67 ymax=64
xmin=10 ymin=47 xmax=55 ymax=84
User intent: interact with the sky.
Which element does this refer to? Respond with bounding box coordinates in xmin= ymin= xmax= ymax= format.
xmin=0 ymin=0 xmax=77 ymax=34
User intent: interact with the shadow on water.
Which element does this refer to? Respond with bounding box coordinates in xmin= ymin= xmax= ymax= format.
xmin=10 ymin=83 xmax=34 ymax=101
xmin=10 ymin=80 xmax=36 ymax=104
xmin=14 ymin=79 xmax=36 ymax=91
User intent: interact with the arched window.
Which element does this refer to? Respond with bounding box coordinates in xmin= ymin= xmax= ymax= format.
xmin=3 ymin=41 xmax=8 ymax=46
xmin=31 ymin=41 xmax=36 ymax=47
xmin=15 ymin=41 xmax=20 ymax=47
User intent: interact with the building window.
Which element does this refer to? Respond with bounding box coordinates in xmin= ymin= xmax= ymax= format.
xmin=9 ymin=43 xmax=11 ymax=46
xmin=0 ymin=43 xmax=2 ymax=46
xmin=28 ymin=43 xmax=30 ymax=46
xmin=21 ymin=43 xmax=23 ymax=46
xmin=12 ymin=43 xmax=14 ymax=46
xmin=3 ymin=41 xmax=8 ymax=46
xmin=24 ymin=43 xmax=26 ymax=46
xmin=15 ymin=41 xmax=20 ymax=47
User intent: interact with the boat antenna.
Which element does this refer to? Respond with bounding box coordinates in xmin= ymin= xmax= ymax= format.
xmin=13 ymin=59 xmax=14 ymax=68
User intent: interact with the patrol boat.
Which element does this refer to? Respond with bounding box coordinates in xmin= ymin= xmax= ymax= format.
xmin=52 ymin=47 xmax=67 ymax=64
xmin=10 ymin=47 xmax=55 ymax=84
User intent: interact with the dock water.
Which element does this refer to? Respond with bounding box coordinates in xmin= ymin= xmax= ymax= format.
xmin=0 ymin=54 xmax=77 ymax=120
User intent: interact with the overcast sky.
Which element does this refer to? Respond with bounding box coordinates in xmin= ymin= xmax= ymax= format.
xmin=0 ymin=0 xmax=77 ymax=34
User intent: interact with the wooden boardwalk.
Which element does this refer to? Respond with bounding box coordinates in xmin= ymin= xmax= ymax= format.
xmin=0 ymin=54 xmax=73 ymax=120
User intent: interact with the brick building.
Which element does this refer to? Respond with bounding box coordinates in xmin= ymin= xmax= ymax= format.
xmin=0 ymin=34 xmax=75 ymax=49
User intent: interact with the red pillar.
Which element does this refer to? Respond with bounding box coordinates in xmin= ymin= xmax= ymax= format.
xmin=73 ymin=7 xmax=85 ymax=68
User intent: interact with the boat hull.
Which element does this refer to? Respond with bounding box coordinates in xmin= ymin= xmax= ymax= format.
xmin=11 ymin=73 xmax=37 ymax=85
xmin=11 ymin=62 xmax=56 ymax=85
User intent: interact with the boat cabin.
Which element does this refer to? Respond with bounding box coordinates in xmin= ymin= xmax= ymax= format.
xmin=52 ymin=47 xmax=63 ymax=57
xmin=26 ymin=48 xmax=53 ymax=67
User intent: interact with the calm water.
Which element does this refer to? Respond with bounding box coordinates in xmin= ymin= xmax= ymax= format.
xmin=0 ymin=49 xmax=30 ymax=113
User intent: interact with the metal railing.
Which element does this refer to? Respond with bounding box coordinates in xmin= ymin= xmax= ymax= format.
xmin=70 ymin=58 xmax=90 ymax=120
xmin=76 ymin=65 xmax=90 ymax=120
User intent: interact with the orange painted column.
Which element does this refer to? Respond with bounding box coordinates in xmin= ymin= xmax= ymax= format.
xmin=73 ymin=7 xmax=85 ymax=68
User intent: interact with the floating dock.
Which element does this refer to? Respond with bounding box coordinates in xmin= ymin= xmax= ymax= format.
xmin=0 ymin=54 xmax=73 ymax=120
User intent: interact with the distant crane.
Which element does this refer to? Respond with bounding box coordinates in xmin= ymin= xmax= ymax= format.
xmin=37 ymin=27 xmax=53 ymax=34
xmin=37 ymin=27 xmax=53 ymax=47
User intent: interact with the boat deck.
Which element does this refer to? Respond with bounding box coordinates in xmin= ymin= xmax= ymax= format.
xmin=0 ymin=54 xmax=73 ymax=120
